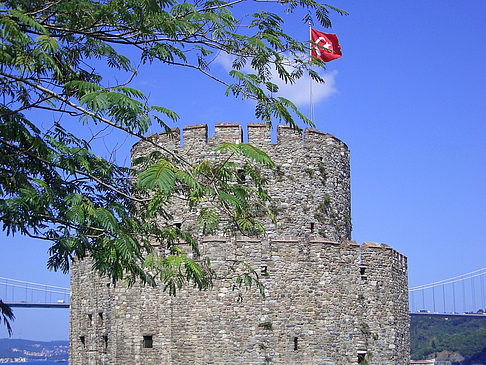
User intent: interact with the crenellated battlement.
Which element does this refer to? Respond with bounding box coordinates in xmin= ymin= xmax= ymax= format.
xmin=361 ymin=241 xmax=408 ymax=271
xmin=132 ymin=123 xmax=349 ymax=152
xmin=195 ymin=235 xmax=407 ymax=273
xmin=132 ymin=122 xmax=352 ymax=242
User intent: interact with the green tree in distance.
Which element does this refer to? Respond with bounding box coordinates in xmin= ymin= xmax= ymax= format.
xmin=0 ymin=0 xmax=345 ymax=333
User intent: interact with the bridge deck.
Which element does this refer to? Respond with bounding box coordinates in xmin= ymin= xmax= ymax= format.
xmin=5 ymin=302 xmax=70 ymax=308
xmin=410 ymin=312 xmax=486 ymax=318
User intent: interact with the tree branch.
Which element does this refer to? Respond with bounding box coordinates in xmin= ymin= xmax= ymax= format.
xmin=0 ymin=136 xmax=150 ymax=204
xmin=0 ymin=71 xmax=196 ymax=172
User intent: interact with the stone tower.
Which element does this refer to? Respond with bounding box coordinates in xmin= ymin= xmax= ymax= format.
xmin=69 ymin=123 xmax=410 ymax=364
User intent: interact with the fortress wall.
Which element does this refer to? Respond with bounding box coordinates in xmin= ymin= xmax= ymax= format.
xmin=169 ymin=237 xmax=264 ymax=364
xmin=161 ymin=237 xmax=366 ymax=364
xmin=263 ymin=238 xmax=362 ymax=364
xmin=150 ymin=128 xmax=181 ymax=150
xmin=131 ymin=123 xmax=351 ymax=241
xmin=69 ymin=258 xmax=110 ymax=365
xmin=390 ymin=247 xmax=410 ymax=361
xmin=182 ymin=124 xmax=207 ymax=147
xmin=70 ymin=236 xmax=408 ymax=364
xmin=212 ymin=123 xmax=243 ymax=145
xmin=248 ymin=123 xmax=272 ymax=146
xmin=360 ymin=242 xmax=410 ymax=365
xmin=70 ymin=124 xmax=408 ymax=364
xmin=69 ymin=256 xmax=174 ymax=365
xmin=105 ymin=271 xmax=174 ymax=365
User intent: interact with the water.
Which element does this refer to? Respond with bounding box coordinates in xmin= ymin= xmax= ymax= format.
xmin=13 ymin=361 xmax=68 ymax=365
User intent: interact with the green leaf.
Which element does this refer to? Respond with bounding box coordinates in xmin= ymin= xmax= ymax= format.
xmin=137 ymin=159 xmax=177 ymax=193
xmin=0 ymin=0 xmax=346 ymax=329
xmin=215 ymin=142 xmax=275 ymax=167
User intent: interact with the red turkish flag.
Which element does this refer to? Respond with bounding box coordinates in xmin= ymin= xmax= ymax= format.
xmin=311 ymin=29 xmax=342 ymax=62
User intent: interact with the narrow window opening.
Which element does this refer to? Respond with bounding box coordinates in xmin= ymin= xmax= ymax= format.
xmin=360 ymin=265 xmax=367 ymax=280
xmin=87 ymin=314 xmax=93 ymax=326
xmin=358 ymin=350 xmax=367 ymax=363
xmin=237 ymin=169 xmax=246 ymax=182
xmin=310 ymin=222 xmax=315 ymax=233
xmin=98 ymin=312 xmax=103 ymax=325
xmin=103 ymin=335 xmax=108 ymax=352
xmin=143 ymin=335 xmax=153 ymax=348
xmin=293 ymin=337 xmax=298 ymax=351
xmin=79 ymin=336 xmax=85 ymax=348
xmin=261 ymin=265 xmax=268 ymax=276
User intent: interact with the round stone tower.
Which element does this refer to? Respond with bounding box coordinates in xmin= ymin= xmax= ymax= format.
xmin=131 ymin=123 xmax=352 ymax=241
xmin=69 ymin=123 xmax=410 ymax=365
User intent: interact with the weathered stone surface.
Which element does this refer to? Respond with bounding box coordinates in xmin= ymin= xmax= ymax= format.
xmin=69 ymin=124 xmax=410 ymax=364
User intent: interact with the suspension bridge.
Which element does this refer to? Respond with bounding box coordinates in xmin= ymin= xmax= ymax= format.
xmin=409 ymin=267 xmax=486 ymax=316
xmin=1 ymin=267 xmax=486 ymax=314
xmin=0 ymin=276 xmax=69 ymax=308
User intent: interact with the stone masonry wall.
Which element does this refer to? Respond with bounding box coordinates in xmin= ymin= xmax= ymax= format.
xmin=131 ymin=123 xmax=351 ymax=242
xmin=69 ymin=239 xmax=409 ymax=364
xmin=69 ymin=124 xmax=409 ymax=365
xmin=360 ymin=242 xmax=410 ymax=364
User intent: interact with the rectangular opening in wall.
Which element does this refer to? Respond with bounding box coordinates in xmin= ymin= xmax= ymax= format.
xmin=87 ymin=313 xmax=92 ymax=326
xmin=360 ymin=265 xmax=367 ymax=280
xmin=358 ymin=350 xmax=367 ymax=363
xmin=103 ymin=335 xmax=108 ymax=352
xmin=79 ymin=336 xmax=85 ymax=348
xmin=237 ymin=169 xmax=246 ymax=182
xmin=98 ymin=312 xmax=103 ymax=325
xmin=261 ymin=265 xmax=268 ymax=276
xmin=310 ymin=222 xmax=315 ymax=233
xmin=293 ymin=337 xmax=298 ymax=351
xmin=143 ymin=335 xmax=153 ymax=348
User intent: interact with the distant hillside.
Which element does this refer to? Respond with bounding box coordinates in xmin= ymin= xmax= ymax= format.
xmin=411 ymin=315 xmax=486 ymax=364
xmin=0 ymin=338 xmax=68 ymax=362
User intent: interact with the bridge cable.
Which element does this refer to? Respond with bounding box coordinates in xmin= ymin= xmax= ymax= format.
xmin=432 ymin=286 xmax=436 ymax=313
xmin=442 ymin=284 xmax=446 ymax=313
xmin=409 ymin=267 xmax=486 ymax=291
xmin=0 ymin=276 xmax=69 ymax=290
xmin=481 ymin=275 xmax=485 ymax=310
xmin=472 ymin=275 xmax=476 ymax=312
xmin=453 ymin=282 xmax=456 ymax=313
xmin=409 ymin=270 xmax=486 ymax=292
xmin=462 ymin=281 xmax=466 ymax=313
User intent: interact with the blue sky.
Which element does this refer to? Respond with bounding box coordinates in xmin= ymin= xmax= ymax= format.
xmin=1 ymin=0 xmax=485 ymax=340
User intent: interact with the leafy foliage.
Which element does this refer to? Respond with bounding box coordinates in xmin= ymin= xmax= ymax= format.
xmin=0 ymin=300 xmax=14 ymax=336
xmin=0 ymin=0 xmax=345 ymax=334
xmin=411 ymin=315 xmax=486 ymax=363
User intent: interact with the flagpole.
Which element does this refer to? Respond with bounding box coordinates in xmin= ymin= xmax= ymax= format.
xmin=309 ymin=22 xmax=313 ymax=124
